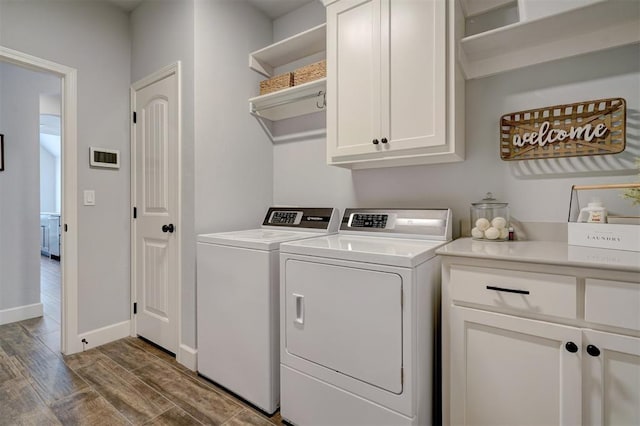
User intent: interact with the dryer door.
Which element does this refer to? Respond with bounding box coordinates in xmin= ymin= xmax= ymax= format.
xmin=284 ymin=259 xmax=403 ymax=394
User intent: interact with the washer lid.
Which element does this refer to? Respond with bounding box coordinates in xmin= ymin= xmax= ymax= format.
xmin=280 ymin=234 xmax=447 ymax=267
xmin=197 ymin=229 xmax=326 ymax=251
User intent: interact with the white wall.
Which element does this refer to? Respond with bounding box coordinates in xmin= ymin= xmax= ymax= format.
xmin=193 ymin=0 xmax=272 ymax=350
xmin=40 ymin=144 xmax=57 ymax=213
xmin=194 ymin=0 xmax=273 ymax=235
xmin=273 ymin=5 xmax=640 ymax=237
xmin=273 ymin=0 xmax=325 ymax=41
xmin=0 ymin=62 xmax=59 ymax=312
xmin=0 ymin=0 xmax=132 ymax=332
xmin=131 ymin=0 xmax=197 ymax=348
xmin=131 ymin=0 xmax=273 ymax=350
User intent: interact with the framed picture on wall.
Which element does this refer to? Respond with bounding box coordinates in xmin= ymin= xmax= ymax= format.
xmin=0 ymin=134 xmax=4 ymax=171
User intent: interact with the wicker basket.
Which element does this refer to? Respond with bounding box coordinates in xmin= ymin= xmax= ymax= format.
xmin=260 ymin=72 xmax=293 ymax=95
xmin=293 ymin=60 xmax=326 ymax=86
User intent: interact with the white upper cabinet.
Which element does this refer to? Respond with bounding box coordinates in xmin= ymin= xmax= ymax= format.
xmin=325 ymin=0 xmax=464 ymax=169
xmin=459 ymin=0 xmax=640 ymax=79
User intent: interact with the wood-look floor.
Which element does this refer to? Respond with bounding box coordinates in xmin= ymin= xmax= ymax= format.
xmin=0 ymin=258 xmax=283 ymax=425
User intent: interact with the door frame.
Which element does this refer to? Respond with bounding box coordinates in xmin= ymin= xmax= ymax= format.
xmin=0 ymin=45 xmax=78 ymax=354
xmin=130 ymin=62 xmax=182 ymax=357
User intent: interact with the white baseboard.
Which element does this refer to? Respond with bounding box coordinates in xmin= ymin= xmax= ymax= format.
xmin=0 ymin=303 xmax=43 ymax=325
xmin=178 ymin=344 xmax=197 ymax=371
xmin=72 ymin=320 xmax=131 ymax=353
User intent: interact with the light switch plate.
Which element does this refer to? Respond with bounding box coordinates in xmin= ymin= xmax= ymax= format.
xmin=84 ymin=190 xmax=95 ymax=206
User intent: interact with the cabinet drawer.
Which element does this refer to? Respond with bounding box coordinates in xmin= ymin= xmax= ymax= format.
xmin=450 ymin=265 xmax=577 ymax=319
xmin=585 ymin=278 xmax=640 ymax=331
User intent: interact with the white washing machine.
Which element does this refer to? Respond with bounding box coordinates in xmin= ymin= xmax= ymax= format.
xmin=196 ymin=207 xmax=340 ymax=414
xmin=279 ymin=208 xmax=452 ymax=426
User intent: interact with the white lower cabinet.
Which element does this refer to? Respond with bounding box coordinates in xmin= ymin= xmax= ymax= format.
xmin=442 ymin=260 xmax=640 ymax=426
xmin=583 ymin=329 xmax=640 ymax=426
xmin=450 ymin=306 xmax=582 ymax=426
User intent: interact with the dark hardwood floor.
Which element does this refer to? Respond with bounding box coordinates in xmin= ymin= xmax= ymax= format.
xmin=0 ymin=258 xmax=283 ymax=425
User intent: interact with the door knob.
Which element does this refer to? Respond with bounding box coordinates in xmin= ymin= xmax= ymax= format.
xmin=162 ymin=224 xmax=175 ymax=233
xmin=372 ymin=138 xmax=379 ymax=145
xmin=381 ymin=137 xmax=388 ymax=144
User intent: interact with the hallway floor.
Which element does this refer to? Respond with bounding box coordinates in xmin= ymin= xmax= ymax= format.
xmin=39 ymin=255 xmax=62 ymax=354
xmin=0 ymin=258 xmax=283 ymax=425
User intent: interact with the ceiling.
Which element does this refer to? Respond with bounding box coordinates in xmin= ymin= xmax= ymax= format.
xmin=107 ymin=0 xmax=315 ymax=19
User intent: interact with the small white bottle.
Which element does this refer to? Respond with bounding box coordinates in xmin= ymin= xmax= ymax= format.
xmin=578 ymin=201 xmax=607 ymax=223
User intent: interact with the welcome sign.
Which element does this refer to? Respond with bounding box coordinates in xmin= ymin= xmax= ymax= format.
xmin=500 ymin=98 xmax=626 ymax=161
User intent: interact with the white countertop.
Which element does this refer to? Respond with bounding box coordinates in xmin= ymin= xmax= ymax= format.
xmin=436 ymin=238 xmax=640 ymax=273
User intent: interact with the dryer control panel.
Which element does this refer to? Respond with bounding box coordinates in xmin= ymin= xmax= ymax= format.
xmin=341 ymin=208 xmax=452 ymax=240
xmin=348 ymin=213 xmax=391 ymax=229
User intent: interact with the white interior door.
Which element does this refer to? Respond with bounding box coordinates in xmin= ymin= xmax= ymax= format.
xmin=132 ymin=65 xmax=180 ymax=354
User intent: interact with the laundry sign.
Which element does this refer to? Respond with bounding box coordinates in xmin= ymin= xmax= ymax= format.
xmin=500 ymin=98 xmax=626 ymax=161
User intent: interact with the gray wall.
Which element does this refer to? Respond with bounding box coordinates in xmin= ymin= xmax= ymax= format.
xmin=131 ymin=0 xmax=197 ymax=348
xmin=194 ymin=0 xmax=273 ymax=236
xmin=0 ymin=62 xmax=59 ymax=311
xmin=272 ymin=6 xmax=640 ymax=236
xmin=131 ymin=0 xmax=273 ymax=349
xmin=193 ymin=0 xmax=273 ymax=350
xmin=0 ymin=0 xmax=132 ymax=332
xmin=40 ymin=145 xmax=57 ymax=213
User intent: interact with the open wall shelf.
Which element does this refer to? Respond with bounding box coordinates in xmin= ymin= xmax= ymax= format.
xmin=459 ymin=0 xmax=640 ymax=79
xmin=250 ymin=78 xmax=326 ymax=121
xmin=250 ymin=24 xmax=326 ymax=77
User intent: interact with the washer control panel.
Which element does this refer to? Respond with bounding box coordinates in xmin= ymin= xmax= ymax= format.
xmin=262 ymin=207 xmax=340 ymax=231
xmin=268 ymin=210 xmax=303 ymax=225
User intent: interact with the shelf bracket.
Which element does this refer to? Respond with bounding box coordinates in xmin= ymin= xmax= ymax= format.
xmin=251 ymin=113 xmax=326 ymax=144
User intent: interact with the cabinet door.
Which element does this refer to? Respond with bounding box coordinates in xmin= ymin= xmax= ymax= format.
xmin=386 ymin=0 xmax=446 ymax=153
xmin=327 ymin=0 xmax=382 ymax=159
xmin=450 ymin=306 xmax=582 ymax=426
xmin=328 ymin=0 xmax=449 ymax=164
xmin=583 ymin=329 xmax=640 ymax=426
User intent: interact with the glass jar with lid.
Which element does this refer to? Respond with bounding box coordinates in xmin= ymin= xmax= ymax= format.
xmin=470 ymin=192 xmax=510 ymax=241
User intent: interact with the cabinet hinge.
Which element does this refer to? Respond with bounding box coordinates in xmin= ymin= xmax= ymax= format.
xmin=133 ymin=207 xmax=137 ymax=219
xmin=133 ymin=111 xmax=137 ymax=124
xmin=133 ymin=302 xmax=137 ymax=314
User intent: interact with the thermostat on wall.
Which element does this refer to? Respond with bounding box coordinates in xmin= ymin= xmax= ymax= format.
xmin=90 ymin=147 xmax=120 ymax=169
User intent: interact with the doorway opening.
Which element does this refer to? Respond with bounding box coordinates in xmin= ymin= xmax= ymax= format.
xmin=40 ymin=107 xmax=62 ymax=353
xmin=0 ymin=45 xmax=78 ymax=354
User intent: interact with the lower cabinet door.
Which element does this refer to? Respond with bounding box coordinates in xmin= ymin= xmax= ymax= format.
xmin=450 ymin=306 xmax=582 ymax=426
xmin=583 ymin=329 xmax=640 ymax=426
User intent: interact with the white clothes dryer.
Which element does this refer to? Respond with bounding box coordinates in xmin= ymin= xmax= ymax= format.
xmin=279 ymin=208 xmax=452 ymax=426
xmin=196 ymin=207 xmax=340 ymax=414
